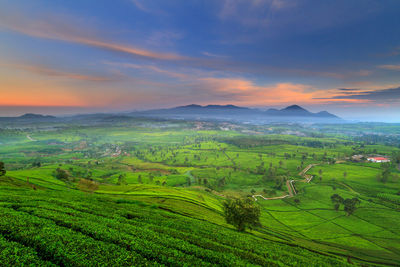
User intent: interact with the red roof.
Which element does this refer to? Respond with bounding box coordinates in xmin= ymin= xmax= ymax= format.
xmin=368 ymin=157 xmax=389 ymax=160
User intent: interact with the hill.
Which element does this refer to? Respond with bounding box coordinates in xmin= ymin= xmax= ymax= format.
xmin=18 ymin=113 xmax=56 ymax=119
xmin=266 ymin=105 xmax=338 ymax=118
xmin=0 ymin=180 xmax=350 ymax=266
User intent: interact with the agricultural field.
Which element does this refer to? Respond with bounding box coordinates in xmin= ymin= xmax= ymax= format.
xmin=1 ymin=118 xmax=400 ymax=266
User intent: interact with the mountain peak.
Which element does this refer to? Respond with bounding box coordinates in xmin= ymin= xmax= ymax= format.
xmin=174 ymin=104 xmax=246 ymax=110
xmin=281 ymin=105 xmax=307 ymax=111
xmin=177 ymin=104 xmax=202 ymax=109
xmin=204 ymin=104 xmax=244 ymax=109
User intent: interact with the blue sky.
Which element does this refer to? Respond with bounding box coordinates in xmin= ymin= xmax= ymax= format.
xmin=1 ymin=0 xmax=400 ymax=121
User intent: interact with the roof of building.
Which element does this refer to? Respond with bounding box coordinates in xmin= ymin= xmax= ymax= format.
xmin=368 ymin=157 xmax=389 ymax=160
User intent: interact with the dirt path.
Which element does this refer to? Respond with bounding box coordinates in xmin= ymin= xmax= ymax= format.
xmin=26 ymin=134 xmax=37 ymax=141
xmin=252 ymin=194 xmax=289 ymax=201
xmin=252 ymin=164 xmax=316 ymax=201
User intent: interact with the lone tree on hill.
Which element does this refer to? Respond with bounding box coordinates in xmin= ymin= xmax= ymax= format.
xmin=223 ymin=198 xmax=261 ymax=232
xmin=0 ymin=162 xmax=5 ymax=176
xmin=55 ymin=168 xmax=69 ymax=181
xmin=343 ymin=198 xmax=361 ymax=216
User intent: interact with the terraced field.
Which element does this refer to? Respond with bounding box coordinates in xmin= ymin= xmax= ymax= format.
xmin=0 ymin=184 xmax=351 ymax=266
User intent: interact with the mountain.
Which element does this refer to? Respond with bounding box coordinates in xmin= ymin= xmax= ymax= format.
xmin=266 ymin=105 xmax=338 ymax=118
xmin=19 ymin=113 xmax=56 ymax=119
xmin=171 ymin=104 xmax=249 ymax=111
xmin=0 ymin=105 xmax=340 ymax=125
xmin=141 ymin=104 xmax=253 ymax=117
xmin=133 ymin=104 xmax=342 ymax=123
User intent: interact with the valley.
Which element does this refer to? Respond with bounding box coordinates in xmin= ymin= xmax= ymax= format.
xmin=1 ymin=117 xmax=400 ymax=266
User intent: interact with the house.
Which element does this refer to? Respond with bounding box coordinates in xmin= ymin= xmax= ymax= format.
xmin=351 ymin=155 xmax=364 ymax=162
xmin=367 ymin=157 xmax=390 ymax=163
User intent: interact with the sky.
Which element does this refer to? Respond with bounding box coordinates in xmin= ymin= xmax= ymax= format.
xmin=1 ymin=0 xmax=400 ymax=121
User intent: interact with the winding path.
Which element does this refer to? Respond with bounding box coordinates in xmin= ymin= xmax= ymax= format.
xmin=252 ymin=164 xmax=316 ymax=201
xmin=26 ymin=134 xmax=37 ymax=141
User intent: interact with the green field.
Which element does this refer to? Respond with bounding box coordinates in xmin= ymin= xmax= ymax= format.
xmin=1 ymin=119 xmax=400 ymax=266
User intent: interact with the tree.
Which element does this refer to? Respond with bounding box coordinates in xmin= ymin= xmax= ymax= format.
xmin=334 ymin=203 xmax=340 ymax=211
xmin=0 ymin=162 xmax=6 ymax=176
xmin=223 ymin=198 xmax=261 ymax=232
xmin=55 ymin=168 xmax=69 ymax=181
xmin=77 ymin=178 xmax=99 ymax=193
xmin=380 ymin=163 xmax=391 ymax=183
xmin=331 ymin=194 xmax=344 ymax=211
xmin=117 ymin=174 xmax=127 ymax=185
xmin=343 ymin=198 xmax=360 ymax=216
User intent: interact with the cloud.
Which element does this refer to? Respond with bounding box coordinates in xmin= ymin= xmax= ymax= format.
xmin=202 ymin=52 xmax=228 ymax=58
xmin=105 ymin=61 xmax=324 ymax=105
xmin=131 ymin=0 xmax=151 ymax=13
xmin=378 ymin=64 xmax=400 ymax=71
xmin=316 ymin=86 xmax=400 ymax=103
xmin=146 ymin=31 xmax=183 ymax=47
xmin=338 ymin=88 xmax=363 ymax=91
xmin=270 ymin=0 xmax=294 ymax=10
xmin=3 ymin=63 xmax=113 ymax=82
xmin=104 ymin=61 xmax=189 ymax=80
xmin=0 ymin=11 xmax=187 ymax=61
xmin=198 ymin=78 xmax=316 ymax=105
xmin=0 ymin=8 xmax=372 ymax=82
xmin=218 ymin=0 xmax=276 ymax=27
xmin=106 ymin=60 xmax=375 ymax=106
xmin=131 ymin=0 xmax=167 ymax=15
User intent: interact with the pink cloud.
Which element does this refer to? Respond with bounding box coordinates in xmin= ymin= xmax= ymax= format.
xmin=0 ymin=12 xmax=187 ymax=61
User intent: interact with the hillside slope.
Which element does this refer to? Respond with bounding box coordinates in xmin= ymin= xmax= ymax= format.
xmin=0 ymin=179 xmax=350 ymax=266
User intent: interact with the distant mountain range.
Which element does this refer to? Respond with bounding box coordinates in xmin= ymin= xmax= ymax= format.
xmin=134 ymin=104 xmax=341 ymax=123
xmin=0 ymin=105 xmax=341 ymax=124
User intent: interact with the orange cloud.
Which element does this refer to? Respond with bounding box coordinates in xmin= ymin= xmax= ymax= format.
xmin=378 ymin=64 xmax=400 ymax=71
xmin=196 ymin=78 xmax=322 ymax=105
xmin=0 ymin=12 xmax=187 ymax=61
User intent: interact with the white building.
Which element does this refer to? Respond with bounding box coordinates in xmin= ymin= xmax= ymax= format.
xmin=367 ymin=157 xmax=390 ymax=163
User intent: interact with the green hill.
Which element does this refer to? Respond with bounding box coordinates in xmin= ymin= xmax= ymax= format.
xmin=0 ymin=179 xmax=351 ymax=266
